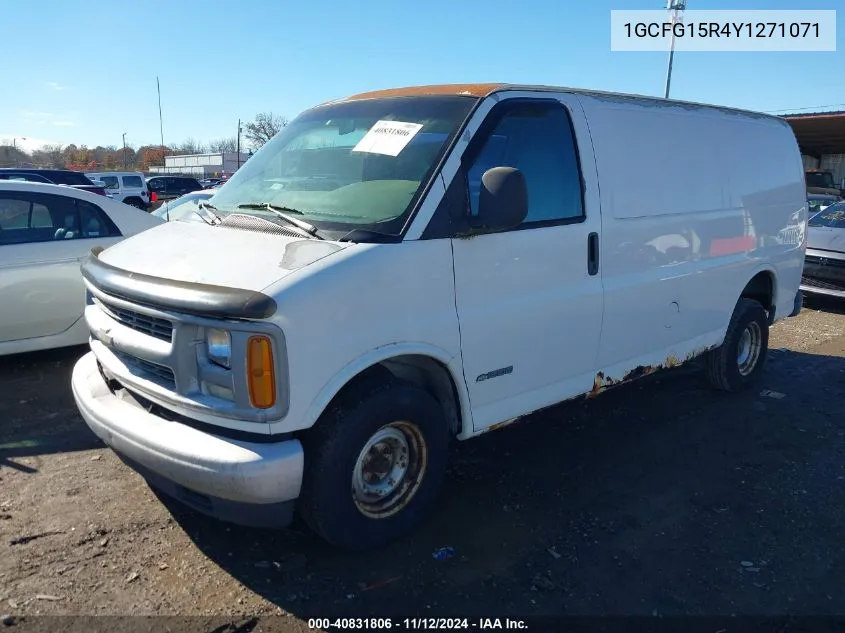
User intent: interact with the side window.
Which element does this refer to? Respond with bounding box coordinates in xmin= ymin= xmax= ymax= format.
xmin=0 ymin=193 xmax=119 ymax=245
xmin=31 ymin=203 xmax=52 ymax=228
xmin=122 ymin=175 xmax=143 ymax=188
xmin=77 ymin=199 xmax=117 ymax=238
xmin=0 ymin=198 xmax=32 ymax=230
xmin=100 ymin=176 xmax=119 ymax=190
xmin=0 ymin=193 xmax=68 ymax=245
xmin=147 ymin=178 xmax=163 ymax=192
xmin=465 ymin=101 xmax=583 ymax=225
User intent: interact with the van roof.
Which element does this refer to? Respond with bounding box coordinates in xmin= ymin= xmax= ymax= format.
xmin=321 ymin=83 xmax=782 ymax=123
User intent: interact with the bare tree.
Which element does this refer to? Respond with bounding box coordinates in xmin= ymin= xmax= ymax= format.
xmin=243 ymin=112 xmax=287 ymax=149
xmin=33 ymin=143 xmax=64 ymax=168
xmin=174 ymin=137 xmax=207 ymax=155
xmin=0 ymin=145 xmax=30 ymax=168
xmin=208 ymin=137 xmax=238 ymax=153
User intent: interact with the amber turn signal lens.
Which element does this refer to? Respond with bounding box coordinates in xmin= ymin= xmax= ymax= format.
xmin=247 ymin=335 xmax=276 ymax=409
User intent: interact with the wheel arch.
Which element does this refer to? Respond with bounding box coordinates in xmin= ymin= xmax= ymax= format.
xmin=300 ymin=344 xmax=472 ymax=438
xmin=739 ymin=267 xmax=777 ymax=323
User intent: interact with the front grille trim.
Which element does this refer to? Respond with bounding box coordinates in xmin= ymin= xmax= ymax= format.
xmin=96 ymin=298 xmax=174 ymax=342
xmin=112 ymin=348 xmax=176 ymax=389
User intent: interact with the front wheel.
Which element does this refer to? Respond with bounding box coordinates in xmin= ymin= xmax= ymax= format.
xmin=299 ymin=378 xmax=450 ymax=550
xmin=705 ymin=298 xmax=769 ymax=392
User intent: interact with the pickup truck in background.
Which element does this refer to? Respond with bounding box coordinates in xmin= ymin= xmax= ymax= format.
xmin=805 ymin=169 xmax=845 ymax=198
xmin=0 ymin=168 xmax=108 ymax=197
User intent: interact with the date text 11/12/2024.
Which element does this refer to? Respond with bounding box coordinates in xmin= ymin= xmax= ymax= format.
xmin=308 ymin=618 xmax=529 ymax=630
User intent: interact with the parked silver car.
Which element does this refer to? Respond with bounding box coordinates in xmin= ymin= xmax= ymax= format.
xmin=801 ymin=201 xmax=845 ymax=299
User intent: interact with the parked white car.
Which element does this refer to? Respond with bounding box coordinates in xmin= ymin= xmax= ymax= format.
xmin=85 ymin=171 xmax=151 ymax=210
xmin=71 ymin=83 xmax=806 ymax=550
xmin=0 ymin=181 xmax=163 ymax=356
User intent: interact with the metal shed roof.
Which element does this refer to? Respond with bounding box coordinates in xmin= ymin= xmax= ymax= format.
xmin=782 ymin=110 xmax=845 ymax=157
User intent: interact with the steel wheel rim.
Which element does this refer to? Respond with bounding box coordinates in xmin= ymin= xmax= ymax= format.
xmin=737 ymin=321 xmax=762 ymax=376
xmin=352 ymin=421 xmax=427 ymax=519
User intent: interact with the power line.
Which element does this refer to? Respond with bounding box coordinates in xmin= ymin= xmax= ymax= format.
xmin=765 ymin=103 xmax=845 ymax=114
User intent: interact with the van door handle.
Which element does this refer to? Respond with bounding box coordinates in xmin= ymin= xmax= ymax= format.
xmin=587 ymin=232 xmax=599 ymax=276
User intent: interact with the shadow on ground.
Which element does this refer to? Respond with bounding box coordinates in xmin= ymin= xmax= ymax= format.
xmin=0 ymin=345 xmax=99 ymax=474
xmin=803 ymin=295 xmax=845 ymax=316
xmin=153 ymin=347 xmax=845 ymax=617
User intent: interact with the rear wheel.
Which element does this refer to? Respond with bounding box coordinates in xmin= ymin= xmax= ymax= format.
xmin=705 ymin=298 xmax=769 ymax=392
xmin=299 ymin=377 xmax=450 ymax=551
xmin=125 ymin=198 xmax=145 ymax=210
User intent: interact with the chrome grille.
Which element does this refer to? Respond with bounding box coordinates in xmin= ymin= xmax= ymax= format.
xmin=805 ymin=255 xmax=845 ymax=269
xmin=97 ymin=299 xmax=173 ymax=342
xmin=112 ymin=349 xmax=176 ymax=388
xmin=802 ymin=276 xmax=845 ymax=292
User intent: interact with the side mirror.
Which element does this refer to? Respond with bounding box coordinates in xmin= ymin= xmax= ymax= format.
xmin=472 ymin=167 xmax=528 ymax=231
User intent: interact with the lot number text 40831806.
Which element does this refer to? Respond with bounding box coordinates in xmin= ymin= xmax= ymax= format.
xmin=308 ymin=618 xmax=528 ymax=630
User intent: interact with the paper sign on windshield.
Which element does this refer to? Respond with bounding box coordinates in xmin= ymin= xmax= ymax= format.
xmin=352 ymin=120 xmax=424 ymax=157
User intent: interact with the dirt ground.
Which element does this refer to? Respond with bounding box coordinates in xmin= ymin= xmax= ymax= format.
xmin=2 ymin=297 xmax=845 ymax=630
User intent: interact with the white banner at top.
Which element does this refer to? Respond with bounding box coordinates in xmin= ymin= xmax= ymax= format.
xmin=610 ymin=10 xmax=836 ymax=52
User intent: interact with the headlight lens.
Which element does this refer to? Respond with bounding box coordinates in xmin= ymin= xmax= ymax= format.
xmin=206 ymin=328 xmax=231 ymax=368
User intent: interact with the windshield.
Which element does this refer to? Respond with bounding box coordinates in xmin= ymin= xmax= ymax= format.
xmin=809 ymin=202 xmax=845 ymax=228
xmin=806 ymin=172 xmax=835 ymax=188
xmin=210 ymin=95 xmax=477 ymax=237
xmin=152 ymin=192 xmax=213 ymax=220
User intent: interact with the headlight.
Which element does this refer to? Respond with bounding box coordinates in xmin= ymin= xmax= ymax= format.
xmin=206 ymin=328 xmax=231 ymax=368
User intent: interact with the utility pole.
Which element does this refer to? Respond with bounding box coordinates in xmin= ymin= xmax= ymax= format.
xmin=664 ymin=0 xmax=687 ymax=99
xmin=10 ymin=137 xmax=26 ymax=167
xmin=156 ymin=77 xmax=164 ymax=148
xmin=236 ymin=119 xmax=242 ymax=170
xmin=122 ymin=132 xmax=127 ymax=169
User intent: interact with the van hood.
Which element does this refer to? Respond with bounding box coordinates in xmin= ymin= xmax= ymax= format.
xmin=98 ymin=219 xmax=348 ymax=292
xmin=807 ymin=226 xmax=845 ymax=254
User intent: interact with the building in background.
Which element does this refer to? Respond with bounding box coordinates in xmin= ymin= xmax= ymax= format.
xmin=148 ymin=151 xmax=252 ymax=177
xmin=783 ymin=111 xmax=845 ymax=190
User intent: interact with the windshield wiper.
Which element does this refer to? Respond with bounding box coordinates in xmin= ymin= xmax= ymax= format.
xmin=236 ymin=203 xmax=323 ymax=239
xmin=196 ymin=200 xmax=223 ymax=224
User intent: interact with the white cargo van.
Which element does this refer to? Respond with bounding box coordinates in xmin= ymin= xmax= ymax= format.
xmin=71 ymin=84 xmax=807 ymax=550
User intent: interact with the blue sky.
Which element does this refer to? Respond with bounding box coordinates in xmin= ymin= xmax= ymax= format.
xmin=1 ymin=0 xmax=841 ymax=152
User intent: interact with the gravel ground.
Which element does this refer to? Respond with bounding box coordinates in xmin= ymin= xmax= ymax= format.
xmin=1 ymin=297 xmax=845 ymax=630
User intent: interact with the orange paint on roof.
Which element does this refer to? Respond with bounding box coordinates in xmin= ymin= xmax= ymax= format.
xmin=343 ymin=83 xmax=507 ymax=101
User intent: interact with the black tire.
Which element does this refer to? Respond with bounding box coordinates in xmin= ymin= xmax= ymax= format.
xmin=299 ymin=377 xmax=451 ymax=551
xmin=125 ymin=198 xmax=144 ymax=210
xmin=705 ymin=298 xmax=769 ymax=392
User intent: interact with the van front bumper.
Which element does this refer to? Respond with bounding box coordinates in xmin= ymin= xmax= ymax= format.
xmin=71 ymin=351 xmax=304 ymax=528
